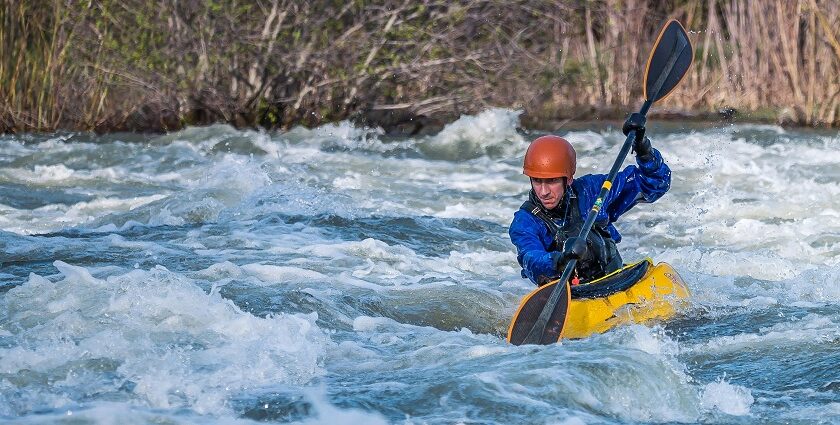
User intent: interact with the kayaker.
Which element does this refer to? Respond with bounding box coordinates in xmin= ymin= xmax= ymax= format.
xmin=509 ymin=114 xmax=671 ymax=286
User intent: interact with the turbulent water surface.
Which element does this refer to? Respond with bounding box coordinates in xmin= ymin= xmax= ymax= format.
xmin=1 ymin=109 xmax=839 ymax=424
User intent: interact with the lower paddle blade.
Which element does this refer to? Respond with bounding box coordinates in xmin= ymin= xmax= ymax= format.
xmin=644 ymin=19 xmax=693 ymax=103
xmin=507 ymin=280 xmax=571 ymax=345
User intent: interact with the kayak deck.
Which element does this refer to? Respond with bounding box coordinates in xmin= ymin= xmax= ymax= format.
xmin=565 ymin=259 xmax=690 ymax=339
xmin=507 ymin=259 xmax=690 ymax=343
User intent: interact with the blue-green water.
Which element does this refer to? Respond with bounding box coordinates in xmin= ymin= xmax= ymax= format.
xmin=1 ymin=109 xmax=839 ymax=424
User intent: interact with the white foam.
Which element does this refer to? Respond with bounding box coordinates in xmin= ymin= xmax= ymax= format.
xmin=0 ymin=163 xmax=186 ymax=188
xmin=0 ymin=261 xmax=328 ymax=416
xmin=788 ymin=265 xmax=840 ymax=303
xmin=282 ymin=120 xmax=389 ymax=154
xmin=420 ymin=108 xmax=525 ymax=160
xmin=464 ymin=345 xmax=509 ymax=358
xmin=547 ymin=418 xmax=589 ymax=425
xmin=0 ymin=195 xmax=168 ymax=235
xmin=193 ymin=261 xmax=245 ymax=280
xmin=610 ymin=324 xmax=681 ymax=357
xmin=240 ymin=263 xmax=328 ymax=284
xmin=700 ymin=380 xmax=754 ymax=416
xmin=0 ymin=133 xmax=282 ymax=234
xmin=652 ymin=130 xmax=840 ymax=272
xmin=304 ymin=238 xmax=453 ymax=284
xmin=353 ymin=316 xmax=394 ymax=332
xmin=306 ymin=120 xmax=384 ymax=142
xmin=443 ymin=249 xmax=520 ymax=279
xmin=655 ymin=247 xmax=802 ymax=281
xmin=332 ymin=172 xmax=365 ymax=190
xmin=566 ymin=130 xmax=612 ymax=154
xmin=688 ymin=314 xmax=837 ymax=355
xmin=777 ymin=401 xmax=840 ymax=423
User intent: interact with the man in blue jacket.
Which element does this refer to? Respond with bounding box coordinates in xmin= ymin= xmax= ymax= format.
xmin=509 ymin=114 xmax=671 ymax=286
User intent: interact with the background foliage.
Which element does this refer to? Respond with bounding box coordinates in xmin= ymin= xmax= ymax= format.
xmin=1 ymin=0 xmax=839 ymax=133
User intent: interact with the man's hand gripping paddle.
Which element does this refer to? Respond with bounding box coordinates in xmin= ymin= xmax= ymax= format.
xmin=507 ymin=19 xmax=694 ymax=346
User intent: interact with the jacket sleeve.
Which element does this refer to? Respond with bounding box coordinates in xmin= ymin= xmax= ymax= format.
xmin=607 ymin=148 xmax=671 ymax=219
xmin=574 ymin=148 xmax=671 ymax=241
xmin=509 ymin=209 xmax=557 ymax=285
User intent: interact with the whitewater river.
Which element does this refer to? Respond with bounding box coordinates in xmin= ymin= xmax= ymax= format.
xmin=1 ymin=109 xmax=839 ymax=424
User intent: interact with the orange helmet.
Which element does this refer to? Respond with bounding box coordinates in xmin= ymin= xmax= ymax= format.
xmin=522 ymin=135 xmax=576 ymax=179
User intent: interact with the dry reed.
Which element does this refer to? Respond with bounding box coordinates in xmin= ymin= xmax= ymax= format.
xmin=1 ymin=0 xmax=838 ymax=133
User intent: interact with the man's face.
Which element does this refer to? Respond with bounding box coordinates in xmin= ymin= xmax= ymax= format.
xmin=530 ymin=177 xmax=567 ymax=210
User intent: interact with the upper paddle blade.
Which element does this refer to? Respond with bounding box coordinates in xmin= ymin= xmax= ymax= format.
xmin=644 ymin=19 xmax=693 ymax=103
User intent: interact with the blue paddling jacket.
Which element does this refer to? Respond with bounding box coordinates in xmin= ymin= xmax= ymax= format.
xmin=509 ymin=148 xmax=671 ymax=285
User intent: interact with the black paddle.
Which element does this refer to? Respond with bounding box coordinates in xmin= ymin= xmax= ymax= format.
xmin=510 ymin=19 xmax=694 ymax=346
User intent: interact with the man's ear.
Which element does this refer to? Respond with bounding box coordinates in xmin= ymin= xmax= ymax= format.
xmin=567 ymin=177 xmax=574 ymax=186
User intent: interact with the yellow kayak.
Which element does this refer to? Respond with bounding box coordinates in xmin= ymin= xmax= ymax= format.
xmin=507 ymin=259 xmax=690 ymax=343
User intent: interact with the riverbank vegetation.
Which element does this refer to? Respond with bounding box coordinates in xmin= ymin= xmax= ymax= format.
xmin=2 ymin=0 xmax=839 ymax=133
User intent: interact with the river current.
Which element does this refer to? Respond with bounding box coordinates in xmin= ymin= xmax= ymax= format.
xmin=1 ymin=109 xmax=839 ymax=424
